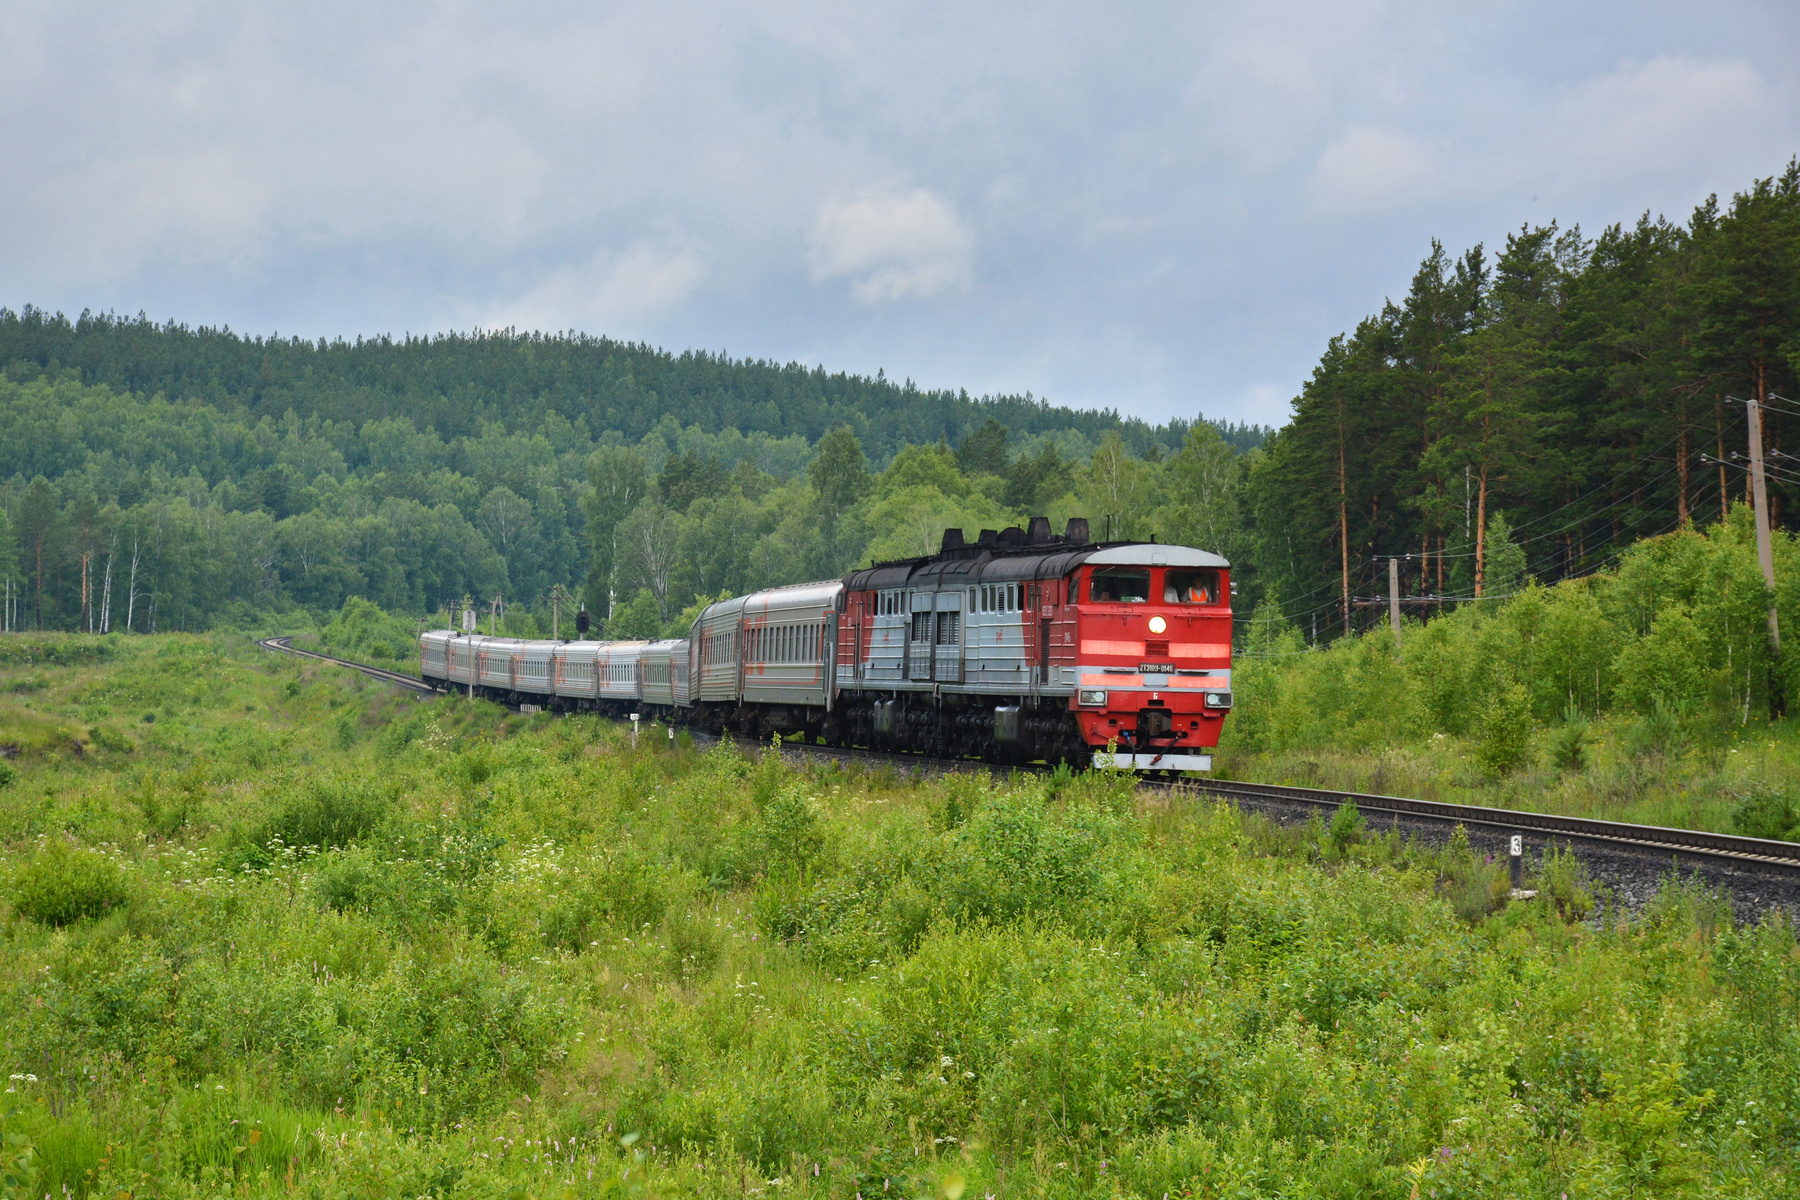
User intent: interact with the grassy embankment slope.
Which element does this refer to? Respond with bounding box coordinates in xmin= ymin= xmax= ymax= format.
xmin=0 ymin=634 xmax=1796 ymax=1198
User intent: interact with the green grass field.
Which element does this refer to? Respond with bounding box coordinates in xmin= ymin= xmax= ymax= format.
xmin=0 ymin=634 xmax=1796 ymax=1198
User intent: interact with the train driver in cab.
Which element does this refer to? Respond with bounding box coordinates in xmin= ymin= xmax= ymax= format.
xmin=1165 ymin=570 xmax=1217 ymax=605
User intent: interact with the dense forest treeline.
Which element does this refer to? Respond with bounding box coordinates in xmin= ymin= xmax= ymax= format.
xmin=0 ymin=306 xmax=1268 ymax=464
xmin=0 ymin=364 xmax=1250 ymax=638
xmin=1252 ymin=160 xmax=1800 ymax=636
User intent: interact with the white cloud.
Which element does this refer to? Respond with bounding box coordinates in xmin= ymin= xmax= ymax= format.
xmin=807 ymin=186 xmax=973 ymax=303
xmin=490 ymin=237 xmax=709 ymax=335
xmin=1308 ymin=125 xmax=1439 ymax=215
xmin=1523 ymin=55 xmax=1782 ymax=197
xmin=1233 ymin=384 xmax=1294 ymax=427
xmin=1303 ymin=55 xmax=1787 ymax=223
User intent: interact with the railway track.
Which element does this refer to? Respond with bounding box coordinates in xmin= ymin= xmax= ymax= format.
xmin=1189 ymin=777 xmax=1800 ymax=878
xmin=257 ymin=636 xmax=437 ymax=693
xmin=258 ymin=636 xmax=1800 ymax=881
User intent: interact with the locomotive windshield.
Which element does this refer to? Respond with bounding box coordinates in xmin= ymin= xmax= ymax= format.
xmin=1089 ymin=568 xmax=1151 ymax=603
xmin=1165 ymin=568 xmax=1221 ymax=604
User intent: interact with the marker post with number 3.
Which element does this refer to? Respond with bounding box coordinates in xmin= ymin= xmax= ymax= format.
xmin=1509 ymin=834 xmax=1524 ymax=890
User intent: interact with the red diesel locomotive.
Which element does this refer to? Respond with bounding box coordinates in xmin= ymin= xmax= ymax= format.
xmin=831 ymin=516 xmax=1231 ymax=769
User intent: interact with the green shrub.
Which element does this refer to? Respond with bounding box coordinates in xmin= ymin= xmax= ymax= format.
xmin=1613 ymin=603 xmax=1712 ymax=717
xmin=660 ymin=906 xmax=722 ymax=982
xmin=0 ymin=1106 xmax=38 ymax=1198
xmin=321 ymin=596 xmax=417 ymax=663
xmin=238 ymin=773 xmax=397 ymax=861
xmin=1436 ymin=823 xmax=1506 ymax=922
xmin=1537 ymin=842 xmax=1594 ymax=920
xmin=533 ymin=845 xmax=685 ymax=951
xmin=0 ymin=759 xmax=16 ymax=788
xmin=1728 ymin=783 xmax=1800 ymax=842
xmin=1476 ymin=681 xmax=1533 ymax=777
xmin=759 ymin=786 xmax=824 ymax=878
xmin=1326 ymin=799 xmax=1366 ymax=855
xmin=1549 ymin=713 xmax=1588 ymax=773
xmin=10 ymin=839 xmax=128 ymax=925
xmin=1621 ymin=697 xmax=1686 ymax=760
xmin=313 ymin=846 xmax=380 ymax=911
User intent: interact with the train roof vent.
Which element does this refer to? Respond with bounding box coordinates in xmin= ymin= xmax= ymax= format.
xmin=941 ymin=527 xmax=967 ymax=552
xmin=1064 ymin=517 xmax=1089 ymax=544
xmin=998 ymin=526 xmax=1025 ymax=547
xmin=977 ymin=528 xmax=999 ymax=546
xmin=1026 ymin=516 xmax=1053 ymax=543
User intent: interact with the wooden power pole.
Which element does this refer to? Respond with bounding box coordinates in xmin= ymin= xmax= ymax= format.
xmin=1744 ymin=395 xmax=1783 ymax=717
xmin=1388 ymin=557 xmax=1402 ymax=661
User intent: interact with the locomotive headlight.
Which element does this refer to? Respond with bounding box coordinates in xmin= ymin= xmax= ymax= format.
xmin=1078 ymin=689 xmax=1108 ymax=706
xmin=1204 ymin=690 xmax=1234 ymax=709
xmin=1148 ymin=615 xmax=1167 ymax=634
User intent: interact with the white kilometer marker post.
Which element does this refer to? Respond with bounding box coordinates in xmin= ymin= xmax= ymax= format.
xmin=1509 ymin=834 xmax=1523 ymax=890
xmin=630 ymin=712 xmax=640 ymax=749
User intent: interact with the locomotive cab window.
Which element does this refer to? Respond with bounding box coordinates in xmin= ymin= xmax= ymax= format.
xmin=1165 ymin=569 xmax=1221 ymax=604
xmin=1088 ymin=568 xmax=1151 ymax=603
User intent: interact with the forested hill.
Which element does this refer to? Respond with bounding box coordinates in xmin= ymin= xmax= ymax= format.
xmin=1250 ymin=161 xmax=1800 ymax=634
xmin=0 ymin=313 xmax=1263 ymax=638
xmin=0 ymin=307 xmax=1268 ymax=463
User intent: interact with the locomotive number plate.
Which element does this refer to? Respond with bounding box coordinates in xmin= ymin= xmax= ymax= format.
xmin=1138 ymin=663 xmax=1176 ymax=675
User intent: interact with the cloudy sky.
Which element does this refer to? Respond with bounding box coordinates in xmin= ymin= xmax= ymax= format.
xmin=3 ymin=1 xmax=1796 ymax=427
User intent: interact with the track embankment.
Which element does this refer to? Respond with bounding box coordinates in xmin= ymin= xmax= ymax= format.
xmin=259 ymin=636 xmax=1800 ymax=915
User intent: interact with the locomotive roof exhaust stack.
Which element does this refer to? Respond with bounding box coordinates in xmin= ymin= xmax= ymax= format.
xmin=1026 ymin=516 xmax=1053 ymax=543
xmin=941 ymin=528 xmax=967 ymax=552
xmin=1064 ymin=517 xmax=1090 ymax=544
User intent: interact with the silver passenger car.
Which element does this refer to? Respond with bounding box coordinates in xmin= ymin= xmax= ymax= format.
xmin=693 ymin=596 xmax=748 ymax=703
xmin=638 ymin=639 xmax=683 ymax=708
xmin=552 ymin=640 xmax=602 ymax=705
xmin=740 ymin=581 xmax=841 ymax=710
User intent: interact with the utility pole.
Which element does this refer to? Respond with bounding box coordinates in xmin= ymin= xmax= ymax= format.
xmin=461 ymin=593 xmax=475 ymax=699
xmin=489 ymin=594 xmax=503 ymax=638
xmin=550 ymin=584 xmax=572 ymax=641
xmin=1388 ymin=557 xmax=1402 ymax=661
xmin=1741 ymin=394 xmax=1783 ymax=717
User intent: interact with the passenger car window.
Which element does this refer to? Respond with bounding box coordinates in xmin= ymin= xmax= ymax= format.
xmin=1088 ymin=568 xmax=1151 ymax=603
xmin=1165 ymin=569 xmax=1221 ymax=604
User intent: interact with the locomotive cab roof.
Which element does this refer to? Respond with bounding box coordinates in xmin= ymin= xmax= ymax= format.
xmin=1083 ymin=544 xmax=1230 ymax=569
xmin=844 ymin=515 xmax=1229 ymax=592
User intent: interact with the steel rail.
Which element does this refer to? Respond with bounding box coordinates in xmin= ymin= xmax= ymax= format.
xmin=1192 ymin=777 xmax=1800 ymax=875
xmin=256 ymin=636 xmax=437 ymax=693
